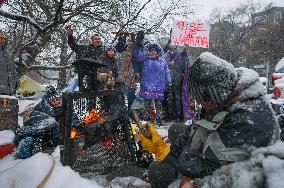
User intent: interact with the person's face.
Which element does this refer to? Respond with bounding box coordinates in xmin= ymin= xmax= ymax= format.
xmin=92 ymin=36 xmax=102 ymax=47
xmin=106 ymin=48 xmax=115 ymax=57
xmin=149 ymin=49 xmax=158 ymax=59
xmin=0 ymin=36 xmax=7 ymax=46
xmin=50 ymin=97 xmax=62 ymax=108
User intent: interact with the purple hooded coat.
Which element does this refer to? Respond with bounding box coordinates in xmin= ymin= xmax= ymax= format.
xmin=182 ymin=56 xmax=196 ymax=121
xmin=134 ymin=43 xmax=171 ymax=100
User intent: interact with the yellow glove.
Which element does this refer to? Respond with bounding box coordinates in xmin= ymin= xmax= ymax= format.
xmin=139 ymin=124 xmax=170 ymax=161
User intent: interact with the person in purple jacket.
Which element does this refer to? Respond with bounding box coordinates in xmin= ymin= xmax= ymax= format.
xmin=134 ymin=43 xmax=171 ymax=125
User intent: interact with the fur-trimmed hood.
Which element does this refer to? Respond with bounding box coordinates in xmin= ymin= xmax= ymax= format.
xmin=230 ymin=67 xmax=266 ymax=102
xmin=143 ymin=43 xmax=164 ymax=57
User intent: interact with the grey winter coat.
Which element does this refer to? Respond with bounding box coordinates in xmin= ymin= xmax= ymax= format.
xmin=0 ymin=45 xmax=17 ymax=95
xmin=166 ymin=67 xmax=280 ymax=178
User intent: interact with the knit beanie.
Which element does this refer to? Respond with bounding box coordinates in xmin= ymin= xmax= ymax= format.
xmin=45 ymin=85 xmax=60 ymax=101
xmin=189 ymin=52 xmax=237 ymax=103
xmin=104 ymin=44 xmax=116 ymax=52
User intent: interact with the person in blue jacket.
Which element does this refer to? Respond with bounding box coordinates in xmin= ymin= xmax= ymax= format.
xmin=134 ymin=43 xmax=171 ymax=125
xmin=15 ymin=85 xmax=79 ymax=159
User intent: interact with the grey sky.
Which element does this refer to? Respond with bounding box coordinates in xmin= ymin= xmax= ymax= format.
xmin=197 ymin=0 xmax=284 ymax=20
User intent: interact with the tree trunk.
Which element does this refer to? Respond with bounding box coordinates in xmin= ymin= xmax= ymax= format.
xmin=58 ymin=34 xmax=68 ymax=89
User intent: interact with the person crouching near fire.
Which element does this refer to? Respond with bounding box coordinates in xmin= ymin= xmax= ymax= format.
xmin=138 ymin=52 xmax=280 ymax=188
xmin=14 ymin=85 xmax=79 ymax=159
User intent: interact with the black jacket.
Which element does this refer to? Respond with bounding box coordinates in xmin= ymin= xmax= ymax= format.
xmin=166 ymin=67 xmax=280 ymax=178
xmin=68 ymin=35 xmax=105 ymax=61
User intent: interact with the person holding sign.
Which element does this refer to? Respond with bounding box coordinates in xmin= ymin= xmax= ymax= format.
xmin=134 ymin=43 xmax=171 ymax=126
xmin=139 ymin=52 xmax=279 ymax=188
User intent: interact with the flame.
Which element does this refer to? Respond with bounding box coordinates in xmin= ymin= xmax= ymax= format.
xmin=83 ymin=109 xmax=102 ymax=125
xmin=101 ymin=140 xmax=114 ymax=148
xmin=70 ymin=128 xmax=80 ymax=139
xmin=70 ymin=109 xmax=102 ymax=139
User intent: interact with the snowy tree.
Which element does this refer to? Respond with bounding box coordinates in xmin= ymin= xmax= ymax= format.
xmin=208 ymin=1 xmax=284 ymax=76
xmin=0 ymin=0 xmax=197 ymax=86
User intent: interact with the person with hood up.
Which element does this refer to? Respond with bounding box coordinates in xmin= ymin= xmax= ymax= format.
xmin=14 ymin=85 xmax=78 ymax=159
xmin=138 ymin=52 xmax=280 ymax=188
xmin=134 ymin=43 xmax=171 ymax=125
xmin=0 ymin=30 xmax=18 ymax=95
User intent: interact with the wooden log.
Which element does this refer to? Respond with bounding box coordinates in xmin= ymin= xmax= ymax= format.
xmin=0 ymin=96 xmax=18 ymax=130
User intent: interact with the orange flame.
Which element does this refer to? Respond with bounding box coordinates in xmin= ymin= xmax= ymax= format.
xmin=70 ymin=128 xmax=80 ymax=139
xmin=83 ymin=109 xmax=102 ymax=125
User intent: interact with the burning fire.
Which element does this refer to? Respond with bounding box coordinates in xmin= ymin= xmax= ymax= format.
xmin=70 ymin=128 xmax=80 ymax=139
xmin=70 ymin=109 xmax=102 ymax=139
xmin=83 ymin=109 xmax=102 ymax=125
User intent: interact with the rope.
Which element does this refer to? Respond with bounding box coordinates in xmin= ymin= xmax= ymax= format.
xmin=36 ymin=155 xmax=56 ymax=188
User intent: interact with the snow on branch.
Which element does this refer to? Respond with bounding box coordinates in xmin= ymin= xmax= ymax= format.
xmin=42 ymin=0 xmax=65 ymax=32
xmin=0 ymin=9 xmax=43 ymax=31
xmin=36 ymin=71 xmax=59 ymax=81
xmin=27 ymin=64 xmax=73 ymax=71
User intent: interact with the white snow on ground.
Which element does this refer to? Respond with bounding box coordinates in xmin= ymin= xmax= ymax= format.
xmin=263 ymin=156 xmax=284 ymax=188
xmin=0 ymin=146 xmax=151 ymax=188
xmin=0 ymin=130 xmax=15 ymax=145
xmin=0 ymin=147 xmax=103 ymax=188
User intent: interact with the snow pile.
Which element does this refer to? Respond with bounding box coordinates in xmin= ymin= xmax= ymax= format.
xmin=0 ymin=130 xmax=15 ymax=145
xmin=188 ymin=141 xmax=284 ymax=188
xmin=0 ymin=147 xmax=103 ymax=188
xmin=110 ymin=176 xmax=151 ymax=188
xmin=0 ymin=146 xmax=151 ymax=188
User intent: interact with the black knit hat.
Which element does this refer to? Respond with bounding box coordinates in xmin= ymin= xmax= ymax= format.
xmin=189 ymin=52 xmax=237 ymax=103
xmin=45 ymin=85 xmax=60 ymax=101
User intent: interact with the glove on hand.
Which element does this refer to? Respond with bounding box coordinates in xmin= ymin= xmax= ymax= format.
xmin=139 ymin=124 xmax=170 ymax=161
xmin=136 ymin=30 xmax=145 ymax=46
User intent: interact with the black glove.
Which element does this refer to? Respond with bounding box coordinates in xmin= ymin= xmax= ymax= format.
xmin=116 ymin=36 xmax=127 ymax=53
xmin=136 ymin=30 xmax=145 ymax=47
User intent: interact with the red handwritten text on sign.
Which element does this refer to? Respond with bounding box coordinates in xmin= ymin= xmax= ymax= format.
xmin=172 ymin=20 xmax=210 ymax=48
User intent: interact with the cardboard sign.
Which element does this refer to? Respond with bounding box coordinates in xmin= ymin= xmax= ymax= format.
xmin=171 ymin=20 xmax=210 ymax=48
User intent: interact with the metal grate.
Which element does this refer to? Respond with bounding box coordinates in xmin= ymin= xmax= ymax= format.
xmin=59 ymin=90 xmax=138 ymax=169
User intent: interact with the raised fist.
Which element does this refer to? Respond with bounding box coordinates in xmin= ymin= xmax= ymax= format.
xmin=66 ymin=25 xmax=73 ymax=36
